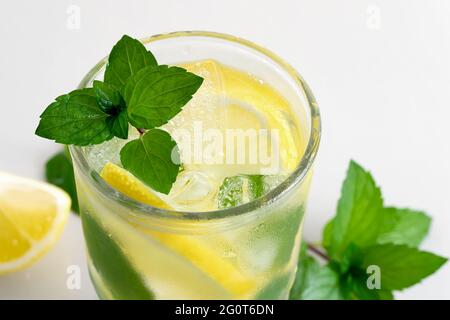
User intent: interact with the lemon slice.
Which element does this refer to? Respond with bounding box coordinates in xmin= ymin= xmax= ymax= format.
xmin=0 ymin=172 xmax=71 ymax=274
xmin=99 ymin=162 xmax=256 ymax=297
xmin=100 ymin=162 xmax=172 ymax=210
xmin=182 ymin=60 xmax=303 ymax=171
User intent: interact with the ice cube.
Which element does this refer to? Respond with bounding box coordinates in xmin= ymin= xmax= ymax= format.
xmin=84 ymin=128 xmax=139 ymax=172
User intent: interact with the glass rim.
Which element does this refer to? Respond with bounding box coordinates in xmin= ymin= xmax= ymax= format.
xmin=70 ymin=30 xmax=321 ymax=221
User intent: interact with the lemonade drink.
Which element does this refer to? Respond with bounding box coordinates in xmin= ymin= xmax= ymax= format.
xmin=70 ymin=32 xmax=320 ymax=300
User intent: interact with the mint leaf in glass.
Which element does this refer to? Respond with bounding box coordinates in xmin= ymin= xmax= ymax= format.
xmin=123 ymin=65 xmax=203 ymax=129
xmin=217 ymin=175 xmax=285 ymax=209
xmin=82 ymin=211 xmax=155 ymax=299
xmin=35 ymin=88 xmax=113 ymax=146
xmin=120 ymin=129 xmax=180 ymax=194
xmin=104 ymin=35 xmax=157 ymax=89
xmin=217 ymin=176 xmax=244 ymax=209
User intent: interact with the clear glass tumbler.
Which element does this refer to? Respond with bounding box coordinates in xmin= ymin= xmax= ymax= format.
xmin=70 ymin=31 xmax=321 ymax=300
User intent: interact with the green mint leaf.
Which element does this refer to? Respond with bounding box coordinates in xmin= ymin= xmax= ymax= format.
xmin=107 ymin=109 xmax=129 ymax=139
xmin=35 ymin=88 xmax=113 ymax=146
xmin=93 ymin=80 xmax=121 ymax=112
xmin=290 ymin=243 xmax=346 ymax=300
xmin=299 ymin=263 xmax=345 ymax=300
xmin=322 ymin=219 xmax=334 ymax=250
xmin=289 ymin=242 xmax=317 ymax=299
xmin=327 ymin=160 xmax=383 ymax=260
xmin=45 ymin=150 xmax=79 ymax=214
xmin=339 ymin=243 xmax=363 ymax=274
xmin=93 ymin=80 xmax=129 ymax=139
xmin=120 ymin=129 xmax=179 ymax=194
xmin=361 ymin=244 xmax=447 ymax=290
xmin=123 ymin=65 xmax=203 ymax=129
xmin=377 ymin=208 xmax=431 ymax=247
xmin=104 ymin=35 xmax=157 ymax=89
xmin=346 ymin=274 xmax=394 ymax=300
xmin=82 ymin=211 xmax=155 ymax=299
xmin=217 ymin=176 xmax=244 ymax=208
xmin=217 ymin=175 xmax=285 ymax=209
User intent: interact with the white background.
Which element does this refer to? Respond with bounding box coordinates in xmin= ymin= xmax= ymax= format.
xmin=0 ymin=0 xmax=449 ymax=299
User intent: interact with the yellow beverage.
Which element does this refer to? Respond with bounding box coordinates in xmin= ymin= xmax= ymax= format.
xmin=70 ymin=32 xmax=320 ymax=300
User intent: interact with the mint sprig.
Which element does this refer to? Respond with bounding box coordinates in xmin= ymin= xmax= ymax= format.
xmin=35 ymin=35 xmax=203 ymax=194
xmin=290 ymin=160 xmax=447 ymax=300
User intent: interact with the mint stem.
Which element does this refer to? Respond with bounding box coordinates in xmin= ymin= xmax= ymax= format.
xmin=307 ymin=242 xmax=329 ymax=261
xmin=136 ymin=128 xmax=146 ymax=135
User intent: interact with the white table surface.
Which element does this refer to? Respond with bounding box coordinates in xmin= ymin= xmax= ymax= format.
xmin=0 ymin=0 xmax=449 ymax=300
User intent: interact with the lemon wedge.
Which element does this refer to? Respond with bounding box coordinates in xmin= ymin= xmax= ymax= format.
xmin=99 ymin=162 xmax=256 ymax=297
xmin=0 ymin=172 xmax=70 ymax=274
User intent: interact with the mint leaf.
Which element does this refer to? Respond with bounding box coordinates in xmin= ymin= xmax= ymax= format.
xmin=361 ymin=244 xmax=447 ymax=290
xmin=120 ymin=129 xmax=179 ymax=194
xmin=327 ymin=160 xmax=383 ymax=260
xmin=107 ymin=109 xmax=129 ymax=139
xmin=45 ymin=151 xmax=79 ymax=214
xmin=217 ymin=175 xmax=284 ymax=209
xmin=290 ymin=243 xmax=346 ymax=300
xmin=339 ymin=243 xmax=363 ymax=274
xmin=322 ymin=219 xmax=334 ymax=250
xmin=82 ymin=211 xmax=155 ymax=299
xmin=217 ymin=176 xmax=244 ymax=208
xmin=377 ymin=208 xmax=431 ymax=247
xmin=104 ymin=35 xmax=157 ymax=89
xmin=93 ymin=80 xmax=129 ymax=139
xmin=346 ymin=274 xmax=394 ymax=300
xmin=35 ymin=89 xmax=113 ymax=146
xmin=289 ymin=242 xmax=317 ymax=299
xmin=123 ymin=65 xmax=203 ymax=129
xmin=300 ymin=263 xmax=345 ymax=300
xmin=93 ymin=80 xmax=121 ymax=112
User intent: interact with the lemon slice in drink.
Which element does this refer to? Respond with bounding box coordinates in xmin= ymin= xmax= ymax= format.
xmin=0 ymin=172 xmax=70 ymax=274
xmin=181 ymin=60 xmax=303 ymax=172
xmin=100 ymin=162 xmax=172 ymax=210
xmin=100 ymin=162 xmax=255 ymax=297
